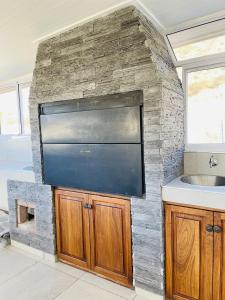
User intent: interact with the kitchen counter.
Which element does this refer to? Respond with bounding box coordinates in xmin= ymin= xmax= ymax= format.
xmin=162 ymin=176 xmax=225 ymax=211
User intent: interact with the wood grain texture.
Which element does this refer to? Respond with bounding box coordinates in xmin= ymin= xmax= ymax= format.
xmin=165 ymin=204 xmax=213 ymax=300
xmin=89 ymin=194 xmax=132 ymax=287
xmin=55 ymin=188 xmax=132 ymax=287
xmin=94 ymin=204 xmax=124 ymax=273
xmin=174 ymin=217 xmax=200 ymax=298
xmin=164 ymin=201 xmax=225 ymax=213
xmin=55 ymin=189 xmax=91 ymax=270
xmin=213 ymin=212 xmax=225 ymax=300
xmin=56 ymin=187 xmax=130 ymax=200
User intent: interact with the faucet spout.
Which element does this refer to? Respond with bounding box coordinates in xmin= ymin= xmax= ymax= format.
xmin=209 ymin=154 xmax=218 ymax=168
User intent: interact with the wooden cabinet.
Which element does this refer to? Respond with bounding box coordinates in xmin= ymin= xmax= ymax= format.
xmin=165 ymin=204 xmax=213 ymax=300
xmin=165 ymin=204 xmax=225 ymax=300
xmin=55 ymin=189 xmax=132 ymax=287
xmin=55 ymin=190 xmax=91 ymax=270
xmin=213 ymin=212 xmax=225 ymax=300
xmin=89 ymin=194 xmax=132 ymax=286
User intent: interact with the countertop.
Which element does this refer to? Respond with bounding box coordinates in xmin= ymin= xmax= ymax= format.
xmin=162 ymin=176 xmax=225 ymax=211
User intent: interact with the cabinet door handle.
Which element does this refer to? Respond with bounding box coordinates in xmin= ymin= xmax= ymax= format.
xmin=206 ymin=224 xmax=214 ymax=232
xmin=83 ymin=203 xmax=93 ymax=209
xmin=213 ymin=225 xmax=222 ymax=233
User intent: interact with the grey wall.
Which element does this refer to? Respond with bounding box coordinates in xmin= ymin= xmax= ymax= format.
xmin=8 ymin=6 xmax=184 ymax=296
xmin=184 ymin=152 xmax=225 ymax=176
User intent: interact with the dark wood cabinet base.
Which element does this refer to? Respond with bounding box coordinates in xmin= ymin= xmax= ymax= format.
xmin=55 ymin=188 xmax=133 ymax=287
xmin=165 ymin=203 xmax=225 ymax=300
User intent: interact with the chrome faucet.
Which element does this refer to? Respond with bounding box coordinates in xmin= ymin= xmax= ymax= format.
xmin=209 ymin=154 xmax=218 ymax=168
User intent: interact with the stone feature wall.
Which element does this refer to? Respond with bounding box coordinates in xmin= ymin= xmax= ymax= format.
xmin=8 ymin=6 xmax=184 ymax=296
xmin=8 ymin=181 xmax=54 ymax=254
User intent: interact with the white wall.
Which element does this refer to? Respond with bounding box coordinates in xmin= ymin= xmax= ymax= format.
xmin=0 ymin=135 xmax=34 ymax=211
xmin=0 ymin=135 xmax=33 ymax=167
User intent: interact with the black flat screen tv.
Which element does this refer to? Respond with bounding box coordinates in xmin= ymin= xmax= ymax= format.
xmin=40 ymin=91 xmax=144 ymax=197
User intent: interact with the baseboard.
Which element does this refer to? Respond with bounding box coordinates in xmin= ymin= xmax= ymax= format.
xmin=135 ymin=287 xmax=165 ymax=300
xmin=10 ymin=240 xmax=57 ymax=263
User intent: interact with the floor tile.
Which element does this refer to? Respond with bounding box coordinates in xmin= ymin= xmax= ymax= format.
xmin=134 ymin=293 xmax=163 ymax=300
xmin=55 ymin=279 xmax=125 ymax=300
xmin=7 ymin=245 xmax=43 ymax=260
xmin=44 ymin=260 xmax=86 ymax=279
xmin=0 ymin=262 xmax=77 ymax=300
xmin=81 ymin=272 xmax=135 ymax=300
xmin=0 ymin=247 xmax=38 ymax=285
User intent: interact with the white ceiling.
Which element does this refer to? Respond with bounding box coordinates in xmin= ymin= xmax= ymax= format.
xmin=1 ymin=0 xmax=225 ymax=83
xmin=141 ymin=0 xmax=225 ymax=30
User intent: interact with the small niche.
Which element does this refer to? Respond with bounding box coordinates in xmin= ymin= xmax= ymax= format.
xmin=17 ymin=200 xmax=36 ymax=232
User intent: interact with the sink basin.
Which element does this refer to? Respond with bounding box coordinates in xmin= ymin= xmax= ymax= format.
xmin=180 ymin=175 xmax=225 ymax=186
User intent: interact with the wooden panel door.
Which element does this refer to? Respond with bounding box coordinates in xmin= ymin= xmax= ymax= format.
xmin=88 ymin=194 xmax=132 ymax=287
xmin=165 ymin=204 xmax=214 ymax=300
xmin=213 ymin=212 xmax=225 ymax=300
xmin=55 ymin=189 xmax=91 ymax=270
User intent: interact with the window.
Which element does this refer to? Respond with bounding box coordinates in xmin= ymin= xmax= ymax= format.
xmin=167 ymin=18 xmax=225 ymax=62
xmin=0 ymin=83 xmax=31 ymax=135
xmin=20 ymin=85 xmax=31 ymax=135
xmin=167 ymin=18 xmax=225 ymax=150
xmin=174 ymin=34 xmax=225 ymax=61
xmin=187 ymin=66 xmax=225 ymax=144
xmin=0 ymin=90 xmax=20 ymax=134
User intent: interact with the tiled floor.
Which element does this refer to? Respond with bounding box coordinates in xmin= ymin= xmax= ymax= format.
xmin=0 ymin=246 xmax=147 ymax=300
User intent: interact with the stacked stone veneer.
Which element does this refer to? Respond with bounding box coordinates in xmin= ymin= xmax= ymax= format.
xmin=8 ymin=6 xmax=184 ymax=296
xmin=8 ymin=181 xmax=54 ymax=253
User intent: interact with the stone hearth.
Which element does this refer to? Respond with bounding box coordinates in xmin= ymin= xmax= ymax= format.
xmin=8 ymin=6 xmax=184 ymax=297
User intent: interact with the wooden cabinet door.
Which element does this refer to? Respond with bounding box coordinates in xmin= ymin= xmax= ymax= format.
xmin=55 ymin=189 xmax=91 ymax=270
xmin=213 ymin=212 xmax=225 ymax=300
xmin=88 ymin=194 xmax=132 ymax=287
xmin=165 ymin=204 xmax=214 ymax=300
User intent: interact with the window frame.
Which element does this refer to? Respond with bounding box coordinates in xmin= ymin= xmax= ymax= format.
xmin=18 ymin=82 xmax=31 ymax=135
xmin=166 ymin=17 xmax=225 ymax=152
xmin=183 ymin=61 xmax=225 ymax=152
xmin=0 ymin=82 xmax=31 ymax=136
xmin=165 ymin=16 xmax=225 ymax=67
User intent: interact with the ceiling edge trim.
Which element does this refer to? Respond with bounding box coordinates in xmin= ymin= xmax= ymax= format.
xmin=166 ymin=8 xmax=225 ymax=34
xmin=133 ymin=0 xmax=166 ymax=34
xmin=33 ymin=0 xmax=166 ymax=44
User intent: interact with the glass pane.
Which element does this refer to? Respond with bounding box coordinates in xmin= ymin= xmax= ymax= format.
xmin=187 ymin=67 xmax=225 ymax=144
xmin=20 ymin=86 xmax=31 ymax=134
xmin=174 ymin=35 xmax=225 ymax=61
xmin=0 ymin=90 xmax=20 ymax=134
xmin=167 ymin=18 xmax=225 ymax=61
